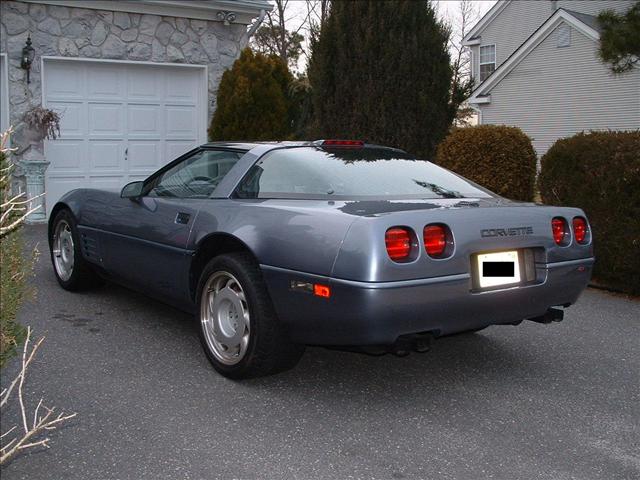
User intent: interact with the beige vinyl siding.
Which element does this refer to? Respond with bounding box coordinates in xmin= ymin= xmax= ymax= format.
xmin=556 ymin=0 xmax=635 ymax=16
xmin=474 ymin=0 xmax=553 ymax=85
xmin=471 ymin=0 xmax=636 ymax=86
xmin=479 ymin=23 xmax=640 ymax=155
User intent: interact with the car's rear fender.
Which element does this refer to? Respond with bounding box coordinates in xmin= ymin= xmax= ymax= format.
xmin=188 ymin=199 xmax=360 ymax=277
xmin=332 ymin=205 xmax=594 ymax=282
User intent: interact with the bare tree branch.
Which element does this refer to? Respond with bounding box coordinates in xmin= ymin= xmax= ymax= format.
xmin=0 ymin=328 xmax=77 ymax=465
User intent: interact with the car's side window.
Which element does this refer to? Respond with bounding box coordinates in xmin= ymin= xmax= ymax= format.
xmin=148 ymin=150 xmax=242 ymax=198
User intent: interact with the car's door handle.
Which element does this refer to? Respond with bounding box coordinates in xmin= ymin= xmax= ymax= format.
xmin=175 ymin=212 xmax=191 ymax=224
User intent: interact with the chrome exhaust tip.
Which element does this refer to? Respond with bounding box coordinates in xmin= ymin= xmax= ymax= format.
xmin=528 ymin=307 xmax=564 ymax=324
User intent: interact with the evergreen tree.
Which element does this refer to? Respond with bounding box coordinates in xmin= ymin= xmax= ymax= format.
xmin=208 ymin=48 xmax=294 ymax=141
xmin=307 ymin=0 xmax=454 ymax=158
xmin=598 ymin=2 xmax=640 ymax=73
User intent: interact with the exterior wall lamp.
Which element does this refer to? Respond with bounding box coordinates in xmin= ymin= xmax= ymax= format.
xmin=21 ymin=35 xmax=35 ymax=84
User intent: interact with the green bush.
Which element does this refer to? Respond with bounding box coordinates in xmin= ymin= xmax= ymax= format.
xmin=0 ymin=231 xmax=29 ymax=368
xmin=0 ymin=149 xmax=29 ymax=368
xmin=208 ymin=48 xmax=294 ymax=141
xmin=539 ymin=131 xmax=640 ymax=295
xmin=435 ymin=125 xmax=537 ymax=201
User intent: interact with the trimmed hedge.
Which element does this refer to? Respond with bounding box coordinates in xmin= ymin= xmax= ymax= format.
xmin=435 ymin=125 xmax=537 ymax=201
xmin=539 ymin=131 xmax=640 ymax=295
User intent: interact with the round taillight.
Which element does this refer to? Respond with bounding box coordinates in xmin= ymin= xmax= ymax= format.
xmin=385 ymin=227 xmax=412 ymax=261
xmin=573 ymin=217 xmax=588 ymax=244
xmin=424 ymin=224 xmax=447 ymax=257
xmin=551 ymin=217 xmax=568 ymax=245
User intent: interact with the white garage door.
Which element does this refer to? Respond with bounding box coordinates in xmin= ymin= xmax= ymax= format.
xmin=43 ymin=59 xmax=207 ymax=217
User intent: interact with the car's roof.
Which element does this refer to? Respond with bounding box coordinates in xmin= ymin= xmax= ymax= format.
xmin=203 ymin=141 xmax=311 ymax=151
xmin=203 ymin=141 xmax=407 ymax=154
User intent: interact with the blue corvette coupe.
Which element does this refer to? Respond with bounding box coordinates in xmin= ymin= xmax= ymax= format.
xmin=49 ymin=140 xmax=594 ymax=378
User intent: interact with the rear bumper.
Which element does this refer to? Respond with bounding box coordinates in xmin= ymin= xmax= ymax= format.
xmin=262 ymin=257 xmax=594 ymax=345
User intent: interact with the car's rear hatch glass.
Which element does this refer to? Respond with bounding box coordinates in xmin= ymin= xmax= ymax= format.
xmin=234 ymin=146 xmax=494 ymax=200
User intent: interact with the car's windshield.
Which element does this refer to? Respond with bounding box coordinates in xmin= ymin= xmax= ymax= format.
xmin=234 ymin=146 xmax=493 ymax=200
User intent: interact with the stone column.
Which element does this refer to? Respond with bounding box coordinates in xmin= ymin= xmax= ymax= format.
xmin=20 ymin=149 xmax=49 ymax=223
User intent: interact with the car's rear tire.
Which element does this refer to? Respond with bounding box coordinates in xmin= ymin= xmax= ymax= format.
xmin=50 ymin=209 xmax=104 ymax=291
xmin=196 ymin=253 xmax=304 ymax=379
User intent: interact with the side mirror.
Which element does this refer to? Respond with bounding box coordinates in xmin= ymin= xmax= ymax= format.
xmin=120 ymin=181 xmax=144 ymax=199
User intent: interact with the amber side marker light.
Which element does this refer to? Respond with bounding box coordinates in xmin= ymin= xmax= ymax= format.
xmin=313 ymin=284 xmax=331 ymax=298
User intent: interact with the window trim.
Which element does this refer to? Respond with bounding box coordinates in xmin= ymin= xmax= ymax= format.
xmin=479 ymin=44 xmax=496 ymax=82
xmin=141 ymin=147 xmax=248 ymax=197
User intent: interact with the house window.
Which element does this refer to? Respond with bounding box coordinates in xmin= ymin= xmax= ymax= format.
xmin=479 ymin=45 xmax=496 ymax=82
xmin=557 ymin=24 xmax=571 ymax=47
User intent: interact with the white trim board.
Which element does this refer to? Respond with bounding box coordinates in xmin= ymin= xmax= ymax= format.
xmin=0 ymin=53 xmax=9 ymax=138
xmin=468 ymin=9 xmax=601 ymax=105
xmin=19 ymin=0 xmax=271 ymax=24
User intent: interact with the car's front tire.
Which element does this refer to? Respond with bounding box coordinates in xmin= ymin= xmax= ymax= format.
xmin=50 ymin=209 xmax=104 ymax=291
xmin=196 ymin=253 xmax=305 ymax=379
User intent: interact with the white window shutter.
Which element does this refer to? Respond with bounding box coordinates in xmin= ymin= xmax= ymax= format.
xmin=557 ymin=24 xmax=571 ymax=47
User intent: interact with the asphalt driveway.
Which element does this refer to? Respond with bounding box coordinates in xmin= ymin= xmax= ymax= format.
xmin=1 ymin=225 xmax=639 ymax=480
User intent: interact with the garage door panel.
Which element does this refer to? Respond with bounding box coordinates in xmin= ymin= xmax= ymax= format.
xmin=166 ymin=70 xmax=199 ymax=102
xmin=166 ymin=140 xmax=198 ymax=161
xmin=128 ymin=105 xmax=161 ymax=138
xmin=88 ymin=103 xmax=124 ymax=137
xmin=166 ymin=106 xmax=197 ymax=138
xmin=87 ymin=64 xmax=124 ymax=99
xmin=46 ymin=177 xmax=85 ymax=213
xmin=127 ymin=174 xmax=150 ymax=183
xmin=128 ymin=68 xmax=162 ymax=101
xmin=89 ymin=141 xmax=125 ymax=172
xmin=128 ymin=141 xmax=162 ymax=172
xmin=49 ymin=101 xmax=85 ymax=138
xmin=88 ymin=176 xmax=124 ymax=191
xmin=46 ymin=140 xmax=86 ymax=174
xmin=45 ymin=63 xmax=84 ymax=99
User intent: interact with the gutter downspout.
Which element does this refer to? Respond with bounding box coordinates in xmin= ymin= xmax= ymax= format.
xmin=247 ymin=9 xmax=267 ymax=38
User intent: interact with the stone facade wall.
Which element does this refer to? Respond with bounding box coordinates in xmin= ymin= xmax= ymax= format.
xmin=0 ymin=0 xmax=248 ymax=218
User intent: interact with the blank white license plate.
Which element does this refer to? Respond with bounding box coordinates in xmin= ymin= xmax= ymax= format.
xmin=477 ymin=251 xmax=520 ymax=288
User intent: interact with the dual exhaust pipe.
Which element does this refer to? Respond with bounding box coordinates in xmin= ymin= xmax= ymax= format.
xmin=336 ymin=332 xmax=435 ymax=357
xmin=334 ymin=308 xmax=564 ymax=357
xmin=528 ymin=307 xmax=564 ymax=324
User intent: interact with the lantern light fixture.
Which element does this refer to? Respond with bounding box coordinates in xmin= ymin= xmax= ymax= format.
xmin=21 ymin=35 xmax=35 ymax=84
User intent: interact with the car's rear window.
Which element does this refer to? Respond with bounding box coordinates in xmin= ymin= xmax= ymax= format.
xmin=234 ymin=146 xmax=493 ymax=200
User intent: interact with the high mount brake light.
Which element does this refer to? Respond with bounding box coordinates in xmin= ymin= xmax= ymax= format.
xmin=424 ymin=224 xmax=447 ymax=257
xmin=552 ymin=217 xmax=568 ymax=245
xmin=319 ymin=139 xmax=364 ymax=147
xmin=385 ymin=227 xmax=412 ymax=261
xmin=572 ymin=217 xmax=588 ymax=244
